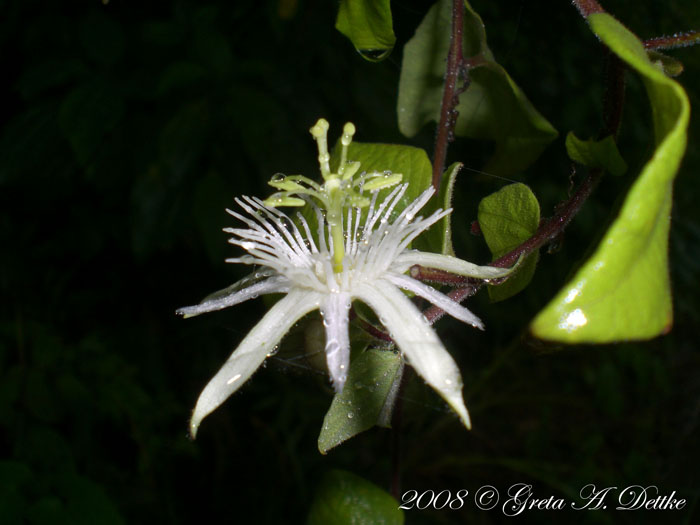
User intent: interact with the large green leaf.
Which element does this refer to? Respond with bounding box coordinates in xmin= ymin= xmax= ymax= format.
xmin=307 ymin=470 xmax=404 ymax=525
xmin=318 ymin=348 xmax=402 ymax=454
xmin=331 ymin=140 xmax=433 ymax=215
xmin=531 ymin=13 xmax=690 ymax=342
xmin=397 ymin=0 xmax=557 ymax=175
xmin=335 ymin=0 xmax=396 ymax=62
xmin=58 ymin=80 xmax=124 ymax=166
xmin=478 ymin=183 xmax=540 ymax=301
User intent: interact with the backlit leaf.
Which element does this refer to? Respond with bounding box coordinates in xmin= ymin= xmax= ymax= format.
xmin=478 ymin=183 xmax=540 ymax=301
xmin=531 ymin=13 xmax=690 ymax=342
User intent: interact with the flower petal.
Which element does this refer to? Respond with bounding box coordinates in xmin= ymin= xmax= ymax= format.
xmin=176 ymin=275 xmax=288 ymax=318
xmin=190 ymin=289 xmax=323 ymax=437
xmin=355 ymin=281 xmax=471 ymax=428
xmin=320 ymin=292 xmax=352 ymax=392
xmin=384 ymin=272 xmax=484 ymax=329
xmin=395 ymin=251 xmax=515 ymax=279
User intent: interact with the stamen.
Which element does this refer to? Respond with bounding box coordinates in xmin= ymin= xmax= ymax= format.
xmin=309 ymin=118 xmax=331 ymax=179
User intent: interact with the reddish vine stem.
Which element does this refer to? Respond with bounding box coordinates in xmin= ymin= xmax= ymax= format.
xmin=601 ymin=51 xmax=625 ymax=138
xmin=644 ymin=30 xmax=700 ymax=50
xmin=431 ymin=0 xmax=467 ymax=191
xmin=571 ymin=0 xmax=605 ymax=18
xmin=422 ymin=167 xmax=603 ymax=325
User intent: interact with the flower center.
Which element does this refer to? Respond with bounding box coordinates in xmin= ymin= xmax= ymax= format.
xmin=262 ymin=119 xmax=403 ymax=274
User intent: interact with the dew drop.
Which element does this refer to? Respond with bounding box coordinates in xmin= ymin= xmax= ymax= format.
xmin=347 ymin=412 xmax=354 ymax=419
xmin=358 ymin=48 xmax=390 ymax=61
xmin=271 ymin=173 xmax=285 ymax=182
xmin=226 ymin=374 xmax=242 ymax=385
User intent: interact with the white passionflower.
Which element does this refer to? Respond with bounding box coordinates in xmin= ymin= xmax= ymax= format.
xmin=178 ymin=183 xmax=512 ymax=437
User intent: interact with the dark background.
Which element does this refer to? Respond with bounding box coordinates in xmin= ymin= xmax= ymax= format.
xmin=1 ymin=0 xmax=698 ymax=523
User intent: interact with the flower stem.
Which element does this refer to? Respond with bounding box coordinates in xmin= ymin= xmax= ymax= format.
xmin=432 ymin=0 xmax=468 ymax=192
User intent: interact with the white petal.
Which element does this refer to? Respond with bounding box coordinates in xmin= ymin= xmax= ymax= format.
xmin=190 ymin=289 xmax=323 ymax=437
xmin=395 ymin=251 xmax=515 ymax=279
xmin=384 ymin=273 xmax=484 ymax=329
xmin=176 ymin=275 xmax=288 ymax=318
xmin=320 ymin=292 xmax=352 ymax=392
xmin=355 ymin=281 xmax=471 ymax=428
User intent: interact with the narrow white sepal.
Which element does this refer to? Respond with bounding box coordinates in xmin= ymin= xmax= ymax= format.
xmin=176 ymin=276 xmax=289 ymax=318
xmin=320 ymin=292 xmax=352 ymax=392
xmin=395 ymin=251 xmax=515 ymax=279
xmin=355 ymin=280 xmax=471 ymax=428
xmin=189 ymin=289 xmax=323 ymax=437
xmin=385 ymin=272 xmax=484 ymax=330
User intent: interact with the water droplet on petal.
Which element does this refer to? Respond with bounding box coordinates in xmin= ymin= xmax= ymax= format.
xmin=226 ymin=374 xmax=242 ymax=385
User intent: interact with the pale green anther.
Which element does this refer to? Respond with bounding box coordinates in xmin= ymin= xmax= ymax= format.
xmin=341 ymin=161 xmax=361 ymax=181
xmin=263 ymin=194 xmax=306 ymax=207
xmin=347 ymin=194 xmax=371 ymax=207
xmin=286 ymin=175 xmax=322 ymax=191
xmin=362 ymin=172 xmax=403 ymax=191
xmin=268 ymin=178 xmax=307 ymax=192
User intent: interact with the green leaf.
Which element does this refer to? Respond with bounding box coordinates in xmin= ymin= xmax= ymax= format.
xmin=58 ymin=80 xmax=124 ymax=166
xmin=156 ymin=62 xmax=207 ymax=96
xmin=307 ymin=470 xmax=404 ymax=525
xmin=478 ymin=183 xmax=540 ymax=301
xmin=647 ymin=50 xmax=684 ymax=78
xmin=331 ymin=141 xmax=433 ymax=216
xmin=413 ymin=162 xmax=461 ymax=255
xmin=318 ymin=349 xmax=402 ymax=454
xmin=16 ymin=59 xmax=87 ymax=100
xmin=159 ymin=99 xmax=209 ymax=178
xmin=397 ymin=0 xmax=557 ymax=175
xmin=80 ymin=12 xmax=125 ymax=65
xmin=56 ymin=474 xmax=126 ymax=525
xmin=335 ymin=0 xmax=395 ymax=62
xmin=193 ymin=172 xmax=231 ymax=264
xmin=531 ymin=13 xmax=690 ymax=342
xmin=565 ymin=132 xmax=627 ymax=176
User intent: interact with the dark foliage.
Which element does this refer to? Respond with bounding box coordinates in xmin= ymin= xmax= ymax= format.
xmin=1 ymin=0 xmax=698 ymax=523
